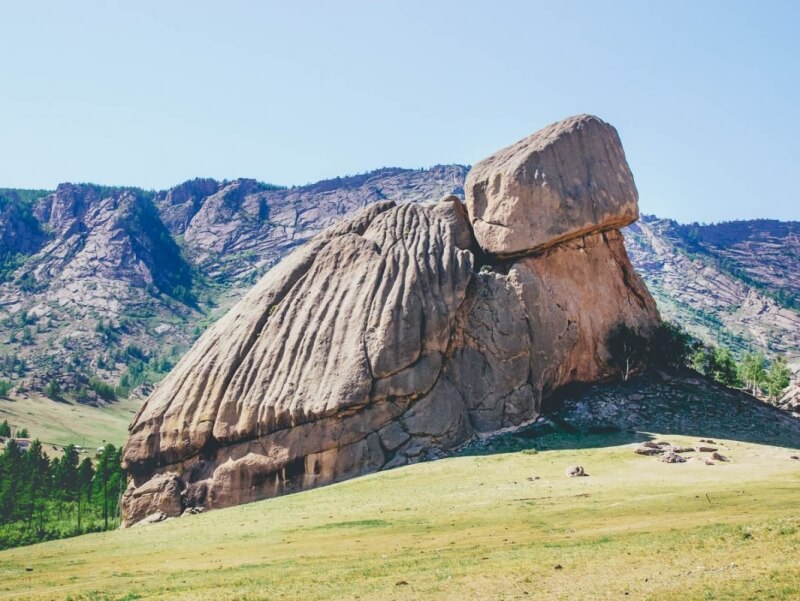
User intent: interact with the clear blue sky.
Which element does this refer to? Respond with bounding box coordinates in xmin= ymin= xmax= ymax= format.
xmin=1 ymin=1 xmax=797 ymax=223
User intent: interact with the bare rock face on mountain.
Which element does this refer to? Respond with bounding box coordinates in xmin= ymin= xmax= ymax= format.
xmin=465 ymin=114 xmax=638 ymax=256
xmin=121 ymin=114 xmax=660 ymax=526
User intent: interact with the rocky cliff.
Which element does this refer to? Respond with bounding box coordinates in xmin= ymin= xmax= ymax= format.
xmin=120 ymin=115 xmax=660 ymax=525
xmin=0 ymin=168 xmax=465 ymax=400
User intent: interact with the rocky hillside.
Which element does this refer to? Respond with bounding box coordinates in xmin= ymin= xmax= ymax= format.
xmin=0 ymin=162 xmax=797 ymax=403
xmin=625 ymin=216 xmax=800 ymax=359
xmin=0 ymin=167 xmax=466 ymax=401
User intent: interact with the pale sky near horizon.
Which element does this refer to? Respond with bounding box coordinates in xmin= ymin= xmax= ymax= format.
xmin=1 ymin=1 xmax=798 ymax=223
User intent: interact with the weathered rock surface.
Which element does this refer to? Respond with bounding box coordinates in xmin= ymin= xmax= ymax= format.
xmin=121 ymin=472 xmax=183 ymax=526
xmin=121 ymin=115 xmax=660 ymax=525
xmin=465 ymin=114 xmax=638 ymax=256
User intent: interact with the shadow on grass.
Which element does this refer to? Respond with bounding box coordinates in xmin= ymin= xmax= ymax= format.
xmin=456 ymin=369 xmax=800 ymax=457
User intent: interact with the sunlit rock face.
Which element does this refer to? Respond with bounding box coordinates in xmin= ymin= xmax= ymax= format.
xmin=121 ymin=114 xmax=659 ymax=526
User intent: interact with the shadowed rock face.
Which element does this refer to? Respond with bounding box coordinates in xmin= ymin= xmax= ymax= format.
xmin=121 ymin=114 xmax=660 ymax=526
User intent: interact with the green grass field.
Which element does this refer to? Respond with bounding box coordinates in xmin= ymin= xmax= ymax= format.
xmin=0 ymin=394 xmax=139 ymax=449
xmin=0 ymin=432 xmax=798 ymax=600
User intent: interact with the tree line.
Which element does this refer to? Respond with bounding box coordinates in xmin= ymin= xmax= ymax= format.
xmin=608 ymin=321 xmax=792 ymax=400
xmin=0 ymin=440 xmax=125 ymax=550
xmin=692 ymin=347 xmax=791 ymax=400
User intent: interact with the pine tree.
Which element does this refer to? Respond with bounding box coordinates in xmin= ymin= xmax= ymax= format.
xmin=0 ymin=420 xmax=11 ymax=437
xmin=709 ymin=347 xmax=740 ymax=387
xmin=766 ymin=357 xmax=791 ymax=401
xmin=76 ymin=457 xmax=95 ymax=531
xmin=52 ymin=444 xmax=79 ymax=502
xmin=0 ymin=440 xmax=24 ymax=523
xmin=93 ymin=444 xmax=122 ymax=530
xmin=21 ymin=440 xmax=50 ymax=535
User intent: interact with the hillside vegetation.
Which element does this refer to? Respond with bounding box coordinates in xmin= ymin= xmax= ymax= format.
xmin=625 ymin=216 xmax=800 ymax=359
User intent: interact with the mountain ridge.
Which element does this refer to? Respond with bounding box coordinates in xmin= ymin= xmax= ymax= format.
xmin=0 ymin=167 xmax=797 ymax=407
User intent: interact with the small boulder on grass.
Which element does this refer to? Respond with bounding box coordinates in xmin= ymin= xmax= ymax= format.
xmin=566 ymin=465 xmax=587 ymax=477
xmin=659 ymin=451 xmax=687 ymax=464
xmin=711 ymin=451 xmax=728 ymax=462
xmin=634 ymin=445 xmax=664 ymax=456
xmin=134 ymin=511 xmax=167 ymax=526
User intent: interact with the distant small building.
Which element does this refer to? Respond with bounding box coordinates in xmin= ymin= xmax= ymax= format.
xmin=13 ymin=438 xmax=31 ymax=452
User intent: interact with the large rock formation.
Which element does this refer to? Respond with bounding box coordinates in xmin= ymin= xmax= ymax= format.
xmin=121 ymin=114 xmax=660 ymax=526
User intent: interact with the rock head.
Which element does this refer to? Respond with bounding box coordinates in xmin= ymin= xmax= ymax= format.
xmin=465 ymin=114 xmax=638 ymax=256
xmin=121 ymin=114 xmax=660 ymax=526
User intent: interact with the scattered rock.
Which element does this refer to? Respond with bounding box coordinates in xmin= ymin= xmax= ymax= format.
xmin=566 ymin=465 xmax=587 ymax=477
xmin=133 ymin=511 xmax=168 ymax=526
xmin=711 ymin=452 xmax=728 ymax=462
xmin=634 ymin=445 xmax=664 ymax=456
xmin=395 ymin=581 xmax=409 ymax=587
xmin=695 ymin=446 xmax=718 ymax=453
xmin=628 ymin=393 xmax=645 ymax=401
xmin=670 ymin=445 xmax=695 ymax=453
xmin=699 ymin=439 xmax=716 ymax=444
xmin=554 ymin=564 xmax=564 ymax=570
xmin=659 ymin=451 xmax=687 ymax=464
xmin=704 ymin=460 xmax=715 ymax=465
xmin=790 ymin=455 xmax=799 ymax=460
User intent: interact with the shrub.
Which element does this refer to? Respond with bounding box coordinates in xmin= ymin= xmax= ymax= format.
xmin=766 ymin=357 xmax=791 ymax=401
xmin=44 ymin=380 xmax=61 ymax=400
xmin=88 ymin=378 xmax=116 ymax=402
xmin=650 ymin=321 xmax=697 ymax=371
xmin=607 ymin=324 xmax=648 ymax=381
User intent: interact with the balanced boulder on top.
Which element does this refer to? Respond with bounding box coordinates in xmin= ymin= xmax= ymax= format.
xmin=465 ymin=114 xmax=639 ymax=256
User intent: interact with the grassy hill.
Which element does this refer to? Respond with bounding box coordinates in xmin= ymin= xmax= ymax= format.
xmin=1 ymin=426 xmax=798 ymax=600
xmin=0 ymin=393 xmax=139 ymax=449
